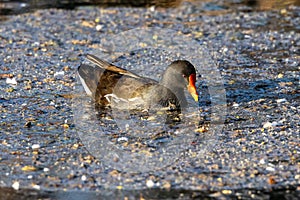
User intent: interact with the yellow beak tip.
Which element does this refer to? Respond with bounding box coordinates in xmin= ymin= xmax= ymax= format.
xmin=192 ymin=94 xmax=199 ymax=102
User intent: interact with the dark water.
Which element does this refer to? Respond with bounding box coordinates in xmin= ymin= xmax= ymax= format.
xmin=1 ymin=0 xmax=300 ymax=15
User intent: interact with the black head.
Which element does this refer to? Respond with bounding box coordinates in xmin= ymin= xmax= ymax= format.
xmin=161 ymin=60 xmax=196 ymax=87
xmin=170 ymin=60 xmax=196 ymax=77
xmin=161 ymin=60 xmax=198 ymax=102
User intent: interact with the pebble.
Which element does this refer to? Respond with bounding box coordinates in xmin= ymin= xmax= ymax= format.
xmin=263 ymin=122 xmax=273 ymax=128
xmin=43 ymin=168 xmax=50 ymax=172
xmin=31 ymin=144 xmax=40 ymax=150
xmin=32 ymin=184 xmax=41 ymax=190
xmin=263 ymin=121 xmax=280 ymax=128
xmin=222 ymin=189 xmax=232 ymax=194
xmin=96 ymin=24 xmax=103 ymax=31
xmin=149 ymin=5 xmax=155 ymax=12
xmin=6 ymin=77 xmax=17 ymax=85
xmin=276 ymin=98 xmax=287 ymax=103
xmin=277 ymin=73 xmax=284 ymax=78
xmin=162 ymin=181 xmax=171 ymax=189
xmin=54 ymin=71 xmax=65 ymax=77
xmin=12 ymin=181 xmax=20 ymax=190
xmin=259 ymin=159 xmax=266 ymax=164
xmin=232 ymin=102 xmax=239 ymax=107
xmin=266 ymin=166 xmax=275 ymax=172
xmin=146 ymin=179 xmax=155 ymax=188
xmin=117 ymin=137 xmax=128 ymax=142
xmin=81 ymin=175 xmax=87 ymax=181
xmin=21 ymin=166 xmax=37 ymax=171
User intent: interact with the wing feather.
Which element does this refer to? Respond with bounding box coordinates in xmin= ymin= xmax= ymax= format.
xmin=86 ymin=54 xmax=141 ymax=79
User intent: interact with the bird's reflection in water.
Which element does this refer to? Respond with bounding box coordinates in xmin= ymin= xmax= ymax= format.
xmin=93 ymin=102 xmax=190 ymax=151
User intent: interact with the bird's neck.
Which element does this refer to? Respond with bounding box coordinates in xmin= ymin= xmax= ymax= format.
xmin=159 ymin=80 xmax=187 ymax=107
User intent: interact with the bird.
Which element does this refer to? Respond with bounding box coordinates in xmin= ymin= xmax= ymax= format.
xmin=77 ymin=54 xmax=198 ymax=110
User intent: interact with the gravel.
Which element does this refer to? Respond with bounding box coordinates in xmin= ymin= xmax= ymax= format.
xmin=0 ymin=0 xmax=299 ymax=199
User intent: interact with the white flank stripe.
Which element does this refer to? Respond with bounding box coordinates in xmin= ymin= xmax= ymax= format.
xmin=78 ymin=73 xmax=93 ymax=96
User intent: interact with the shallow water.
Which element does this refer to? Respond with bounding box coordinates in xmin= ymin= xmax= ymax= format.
xmin=0 ymin=0 xmax=299 ymax=199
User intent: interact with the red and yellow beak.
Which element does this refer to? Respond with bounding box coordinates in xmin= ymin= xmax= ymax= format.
xmin=187 ymin=74 xmax=198 ymax=102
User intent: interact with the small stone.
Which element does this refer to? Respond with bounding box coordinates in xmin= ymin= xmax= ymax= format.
xmin=259 ymin=159 xmax=266 ymax=164
xmin=81 ymin=20 xmax=95 ymax=28
xmin=228 ymin=80 xmax=235 ymax=84
xmin=32 ymin=184 xmax=41 ymax=190
xmin=62 ymin=124 xmax=69 ymax=129
xmin=125 ymin=124 xmax=130 ymax=131
xmin=81 ymin=175 xmax=87 ymax=181
xmin=276 ymin=98 xmax=287 ymax=103
xmin=96 ymin=24 xmax=103 ymax=31
xmin=149 ymin=5 xmax=155 ymax=12
xmin=63 ymin=66 xmax=70 ymax=71
xmin=32 ymin=144 xmax=40 ymax=150
xmin=117 ymin=137 xmax=128 ymax=142
xmin=6 ymin=77 xmax=17 ymax=85
xmin=21 ymin=165 xmax=36 ymax=171
xmin=139 ymin=42 xmax=147 ymax=47
xmin=72 ymin=143 xmax=79 ymax=149
xmin=54 ymin=71 xmax=64 ymax=77
xmin=43 ymin=168 xmax=49 ymax=172
xmin=210 ymin=192 xmax=223 ymax=198
xmin=280 ymin=9 xmax=287 ymax=15
xmin=277 ymin=73 xmax=284 ymax=78
xmin=162 ymin=181 xmax=171 ymax=190
xmin=109 ymin=169 xmax=119 ymax=177
xmin=195 ymin=126 xmax=208 ymax=133
xmin=271 ymin=121 xmax=280 ymax=127
xmin=263 ymin=122 xmax=273 ymax=128
xmin=24 ymin=83 xmax=32 ymax=90
xmin=222 ymin=189 xmax=232 ymax=194
xmin=146 ymin=179 xmax=155 ymax=188
xmin=0 ymin=73 xmax=13 ymax=78
xmin=147 ymin=116 xmax=156 ymax=121
xmin=266 ymin=166 xmax=275 ymax=171
xmin=12 ymin=181 xmax=20 ymax=190
xmin=32 ymin=150 xmax=39 ymax=155
xmin=268 ymin=177 xmax=276 ymax=185
xmin=233 ymin=103 xmax=239 ymax=107
xmin=6 ymin=87 xmax=14 ymax=92
xmin=116 ymin=185 xmax=123 ymax=190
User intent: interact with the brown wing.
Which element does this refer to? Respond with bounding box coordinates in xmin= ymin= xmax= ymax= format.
xmin=86 ymin=54 xmax=142 ymax=79
xmin=78 ymin=54 xmax=158 ymax=106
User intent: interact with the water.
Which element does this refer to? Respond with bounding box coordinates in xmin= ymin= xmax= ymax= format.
xmin=1 ymin=0 xmax=300 ymax=15
xmin=0 ymin=0 xmax=299 ymax=199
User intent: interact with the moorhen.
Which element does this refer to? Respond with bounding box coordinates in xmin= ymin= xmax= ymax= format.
xmin=78 ymin=54 xmax=198 ymax=110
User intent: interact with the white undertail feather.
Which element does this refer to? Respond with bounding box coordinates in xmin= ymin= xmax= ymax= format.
xmin=78 ymin=72 xmax=93 ymax=96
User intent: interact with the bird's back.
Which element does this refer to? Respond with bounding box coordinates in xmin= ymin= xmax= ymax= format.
xmin=78 ymin=56 xmax=157 ymax=107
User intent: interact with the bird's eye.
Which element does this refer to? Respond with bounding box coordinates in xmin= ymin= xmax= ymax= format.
xmin=182 ymin=74 xmax=187 ymax=78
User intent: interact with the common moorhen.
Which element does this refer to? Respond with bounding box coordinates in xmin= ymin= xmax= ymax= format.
xmin=78 ymin=54 xmax=198 ymax=110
